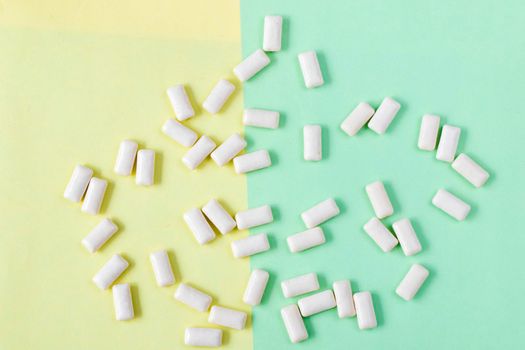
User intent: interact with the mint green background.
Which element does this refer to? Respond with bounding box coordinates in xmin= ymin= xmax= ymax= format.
xmin=241 ymin=0 xmax=525 ymax=348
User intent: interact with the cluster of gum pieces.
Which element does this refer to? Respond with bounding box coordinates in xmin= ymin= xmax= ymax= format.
xmin=63 ymin=14 xmax=490 ymax=347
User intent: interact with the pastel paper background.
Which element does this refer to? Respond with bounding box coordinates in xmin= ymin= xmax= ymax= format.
xmin=1 ymin=0 xmax=525 ymax=349
xmin=241 ymin=0 xmax=525 ymax=349
xmin=0 ymin=0 xmax=251 ymax=349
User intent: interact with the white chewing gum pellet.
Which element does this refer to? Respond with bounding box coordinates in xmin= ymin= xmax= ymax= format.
xmin=452 ymin=153 xmax=490 ymax=188
xmin=114 ymin=140 xmax=138 ymax=176
xmin=202 ymin=198 xmax=236 ymax=234
xmin=135 ymin=149 xmax=155 ymax=186
xmin=149 ymin=250 xmax=175 ymax=287
xmin=81 ymin=218 xmax=118 ymax=253
xmin=333 ymin=280 xmax=356 ymax=318
xmin=243 ymin=269 xmax=270 ymax=306
xmin=211 ymin=133 xmax=247 ymax=166
xmin=432 ymin=189 xmax=471 ymax=221
xmin=281 ymin=304 xmax=308 ymax=343
xmin=281 ymin=272 xmax=319 ymax=298
xmin=174 ymin=283 xmax=212 ymax=312
xmin=436 ymin=125 xmax=461 ymax=162
xmin=185 ymin=328 xmax=222 ymax=347
xmin=303 ymin=125 xmax=322 ymax=161
xmin=81 ymin=177 xmax=107 ymax=215
xmin=298 ymin=51 xmax=324 ymax=88
xmin=354 ymin=291 xmax=377 ymax=329
xmin=363 ymin=217 xmax=398 ymax=252
xmin=92 ymin=254 xmax=129 ymax=290
xmin=112 ymin=283 xmax=134 ymax=321
xmin=396 ymin=264 xmax=430 ymax=301
xmin=368 ymin=97 xmax=401 ymax=134
xmin=365 ymin=181 xmax=394 ymax=219
xmin=340 ymin=102 xmax=376 ymax=136
xmin=392 ymin=218 xmax=422 ymax=256
xmin=301 ymin=198 xmax=340 ymax=228
xmin=183 ymin=208 xmax=216 ymax=245
xmin=287 ymin=227 xmax=326 ymax=253
xmin=243 ymin=109 xmax=280 ymax=129
xmin=234 ymin=49 xmax=270 ymax=82
xmin=263 ymin=15 xmax=282 ymax=52
xmin=231 ymin=233 xmax=270 ymax=258
xmin=182 ymin=136 xmax=216 ymax=170
xmin=418 ymin=114 xmax=440 ymax=151
xmin=161 ymin=118 xmax=198 ymax=147
xmin=208 ymin=306 xmax=248 ymax=330
xmin=166 ymin=85 xmax=195 ymax=121
xmin=64 ymin=165 xmax=93 ymax=202
xmin=235 ymin=205 xmax=273 ymax=229
xmin=298 ymin=290 xmax=336 ymax=317
xmin=202 ymin=79 xmax=235 ymax=114
xmin=233 ymin=150 xmax=272 ymax=174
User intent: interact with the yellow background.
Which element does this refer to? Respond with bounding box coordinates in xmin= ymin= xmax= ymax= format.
xmin=0 ymin=1 xmax=252 ymax=349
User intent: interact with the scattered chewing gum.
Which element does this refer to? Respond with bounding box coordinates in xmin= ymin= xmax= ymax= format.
xmin=81 ymin=177 xmax=107 ymax=215
xmin=281 ymin=272 xmax=319 ymax=298
xmin=432 ymin=189 xmax=471 ymax=221
xmin=298 ymin=51 xmax=324 ymax=88
xmin=354 ymin=291 xmax=377 ymax=329
xmin=368 ymin=97 xmax=400 ymax=134
xmin=396 ymin=264 xmax=430 ymax=301
xmin=149 ymin=250 xmax=175 ymax=287
xmin=184 ymin=328 xmax=222 ymax=347
xmin=303 ymin=125 xmax=322 ymax=161
xmin=174 ymin=283 xmax=212 ymax=312
xmin=233 ymin=150 xmax=272 ymax=173
xmin=287 ymin=227 xmax=326 ymax=253
xmin=202 ymin=198 xmax=237 ymax=234
xmin=183 ymin=207 xmax=216 ymax=245
xmin=243 ymin=269 xmax=270 ymax=306
xmin=365 ymin=181 xmax=394 ymax=219
xmin=136 ymin=149 xmax=155 ymax=186
xmin=231 ymin=233 xmax=270 ymax=258
xmin=208 ymin=306 xmax=248 ymax=330
xmin=166 ymin=84 xmax=195 ymax=121
xmin=235 ymin=205 xmax=273 ymax=230
xmin=64 ymin=164 xmax=93 ymax=202
xmin=333 ymin=280 xmax=356 ymax=318
xmin=363 ymin=217 xmax=398 ymax=252
xmin=263 ymin=15 xmax=282 ymax=52
xmin=202 ymin=79 xmax=235 ymax=114
xmin=112 ymin=283 xmax=134 ymax=321
xmin=92 ymin=254 xmax=129 ymax=290
xmin=297 ymin=290 xmax=336 ymax=317
xmin=451 ymin=153 xmax=489 ymax=188
xmin=233 ymin=49 xmax=270 ymax=82
xmin=436 ymin=125 xmax=461 ymax=162
xmin=161 ymin=118 xmax=198 ymax=147
xmin=300 ymin=198 xmax=340 ymax=228
xmin=114 ymin=140 xmax=138 ymax=176
xmin=418 ymin=114 xmax=440 ymax=151
xmin=340 ymin=102 xmax=375 ymax=136
xmin=243 ymin=109 xmax=280 ymax=129
xmin=211 ymin=133 xmax=247 ymax=166
xmin=281 ymin=304 xmax=308 ymax=343
xmin=81 ymin=218 xmax=118 ymax=253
